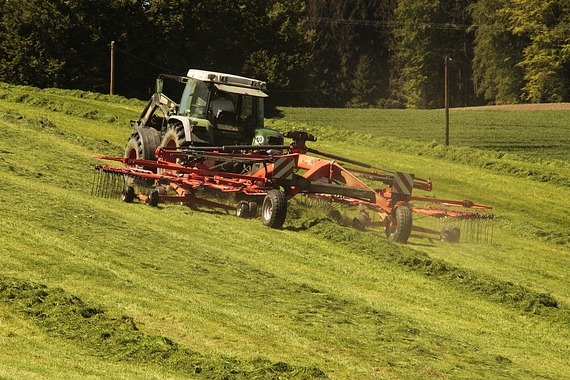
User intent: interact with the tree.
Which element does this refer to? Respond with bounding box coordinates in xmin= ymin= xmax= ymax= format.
xmin=140 ymin=0 xmax=314 ymax=105
xmin=470 ymin=0 xmax=525 ymax=104
xmin=347 ymin=54 xmax=377 ymax=107
xmin=307 ymin=0 xmax=396 ymax=107
xmin=242 ymin=0 xmax=315 ymax=107
xmin=0 ymin=0 xmax=69 ymax=87
xmin=0 ymin=0 xmax=149 ymax=95
xmin=505 ymin=0 xmax=570 ymax=102
xmin=390 ymin=0 xmax=477 ymax=108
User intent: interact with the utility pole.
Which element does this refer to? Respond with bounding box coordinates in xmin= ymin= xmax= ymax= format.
xmin=110 ymin=41 xmax=115 ymax=95
xmin=444 ymin=56 xmax=450 ymax=146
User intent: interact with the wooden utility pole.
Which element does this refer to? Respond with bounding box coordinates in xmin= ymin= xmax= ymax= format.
xmin=444 ymin=56 xmax=450 ymax=146
xmin=110 ymin=41 xmax=115 ymax=95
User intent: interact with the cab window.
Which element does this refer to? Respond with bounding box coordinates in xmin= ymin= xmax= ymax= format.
xmin=179 ymin=79 xmax=209 ymax=119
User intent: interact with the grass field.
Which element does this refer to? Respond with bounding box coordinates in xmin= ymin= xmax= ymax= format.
xmin=273 ymin=107 xmax=570 ymax=161
xmin=0 ymin=83 xmax=569 ymax=379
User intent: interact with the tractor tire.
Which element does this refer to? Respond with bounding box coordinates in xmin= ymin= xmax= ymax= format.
xmin=160 ymin=123 xmax=189 ymax=172
xmin=124 ymin=128 xmax=161 ymax=170
xmin=161 ymin=123 xmax=188 ymax=151
xmin=385 ymin=206 xmax=412 ymax=243
xmin=261 ymin=189 xmax=287 ymax=229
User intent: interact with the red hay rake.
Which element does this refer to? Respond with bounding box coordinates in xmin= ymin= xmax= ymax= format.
xmin=92 ymin=131 xmax=493 ymax=243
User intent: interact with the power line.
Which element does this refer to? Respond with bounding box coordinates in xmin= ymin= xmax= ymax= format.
xmin=113 ymin=46 xmax=177 ymax=74
xmin=308 ymin=17 xmax=471 ymax=31
xmin=70 ymin=44 xmax=108 ymax=59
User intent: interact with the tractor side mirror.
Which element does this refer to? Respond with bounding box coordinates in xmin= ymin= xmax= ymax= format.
xmin=155 ymin=78 xmax=164 ymax=94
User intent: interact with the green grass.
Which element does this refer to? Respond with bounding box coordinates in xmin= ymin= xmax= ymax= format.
xmin=274 ymin=107 xmax=570 ymax=161
xmin=1 ymin=83 xmax=569 ymax=379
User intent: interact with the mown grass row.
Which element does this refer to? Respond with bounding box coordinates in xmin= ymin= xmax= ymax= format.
xmin=0 ymin=275 xmax=327 ymax=380
xmin=0 ymin=82 xmax=144 ymax=125
xmin=301 ymin=215 xmax=565 ymax=319
xmin=2 ymin=196 xmax=567 ymax=379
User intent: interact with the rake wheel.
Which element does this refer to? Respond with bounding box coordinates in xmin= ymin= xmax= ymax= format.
xmin=441 ymin=226 xmax=461 ymax=243
xmin=386 ymin=206 xmax=412 ymax=243
xmin=122 ymin=186 xmax=136 ymax=203
xmin=248 ymin=201 xmax=258 ymax=216
xmin=148 ymin=190 xmax=159 ymax=207
xmin=236 ymin=201 xmax=250 ymax=218
xmin=261 ymin=190 xmax=287 ymax=229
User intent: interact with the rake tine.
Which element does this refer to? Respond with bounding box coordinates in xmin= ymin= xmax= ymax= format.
xmin=94 ymin=168 xmax=104 ymax=198
xmin=97 ymin=169 xmax=117 ymax=199
xmin=111 ymin=172 xmax=118 ymax=198
xmin=102 ymin=170 xmax=110 ymax=199
xmin=114 ymin=172 xmax=124 ymax=199
xmin=91 ymin=167 xmax=98 ymax=197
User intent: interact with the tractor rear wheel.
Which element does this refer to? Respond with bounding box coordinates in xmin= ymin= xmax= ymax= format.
xmin=124 ymin=128 xmax=161 ymax=170
xmin=385 ymin=206 xmax=412 ymax=243
xmin=160 ymin=123 xmax=188 ymax=174
xmin=261 ymin=190 xmax=287 ymax=229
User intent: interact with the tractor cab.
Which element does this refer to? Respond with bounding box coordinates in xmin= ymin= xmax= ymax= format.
xmin=131 ymin=69 xmax=284 ymax=165
xmin=175 ymin=69 xmax=279 ymax=146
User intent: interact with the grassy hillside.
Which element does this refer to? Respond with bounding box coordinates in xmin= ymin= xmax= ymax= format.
xmin=1 ymin=83 xmax=569 ymax=379
xmin=274 ymin=107 xmax=570 ymax=161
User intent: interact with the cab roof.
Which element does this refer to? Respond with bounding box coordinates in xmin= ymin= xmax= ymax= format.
xmin=187 ymin=69 xmax=267 ymax=92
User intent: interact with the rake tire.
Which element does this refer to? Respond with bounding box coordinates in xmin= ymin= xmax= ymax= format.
xmin=386 ymin=206 xmax=412 ymax=243
xmin=148 ymin=190 xmax=159 ymax=207
xmin=441 ymin=226 xmax=461 ymax=243
xmin=236 ymin=201 xmax=250 ymax=218
xmin=248 ymin=201 xmax=258 ymax=216
xmin=261 ymin=190 xmax=287 ymax=229
xmin=122 ymin=186 xmax=136 ymax=203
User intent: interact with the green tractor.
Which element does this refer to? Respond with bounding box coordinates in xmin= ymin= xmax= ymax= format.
xmin=124 ymin=69 xmax=284 ymax=166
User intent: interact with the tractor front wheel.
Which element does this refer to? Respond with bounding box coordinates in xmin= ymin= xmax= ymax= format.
xmin=160 ymin=123 xmax=187 ymax=160
xmin=261 ymin=190 xmax=287 ymax=229
xmin=385 ymin=206 xmax=412 ymax=243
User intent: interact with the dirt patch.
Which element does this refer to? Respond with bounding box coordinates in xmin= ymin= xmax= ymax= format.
xmin=453 ymin=103 xmax=570 ymax=111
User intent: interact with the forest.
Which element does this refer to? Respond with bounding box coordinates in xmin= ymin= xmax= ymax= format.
xmin=0 ymin=0 xmax=569 ymax=108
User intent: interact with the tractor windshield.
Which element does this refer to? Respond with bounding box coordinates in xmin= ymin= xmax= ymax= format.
xmin=239 ymin=95 xmax=264 ymax=127
xmin=179 ymin=78 xmax=209 ymax=118
xmin=178 ymin=78 xmax=265 ymax=128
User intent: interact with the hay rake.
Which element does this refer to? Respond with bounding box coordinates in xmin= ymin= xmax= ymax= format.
xmin=93 ymin=131 xmax=493 ymax=243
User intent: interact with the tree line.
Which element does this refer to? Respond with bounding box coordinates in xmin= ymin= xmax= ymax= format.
xmin=0 ymin=0 xmax=568 ymax=108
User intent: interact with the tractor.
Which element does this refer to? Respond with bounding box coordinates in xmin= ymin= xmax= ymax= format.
xmin=124 ymin=69 xmax=284 ymax=167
